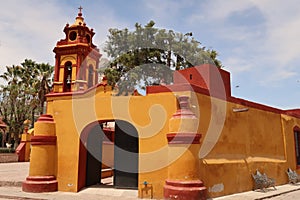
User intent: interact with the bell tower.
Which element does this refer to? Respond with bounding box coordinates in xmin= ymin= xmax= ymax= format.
xmin=53 ymin=7 xmax=101 ymax=93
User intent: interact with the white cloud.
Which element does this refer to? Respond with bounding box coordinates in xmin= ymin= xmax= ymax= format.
xmin=224 ymin=57 xmax=253 ymax=73
xmin=186 ymin=0 xmax=300 ymax=86
xmin=0 ymin=0 xmax=130 ymax=67
xmin=194 ymin=0 xmax=254 ymax=21
xmin=0 ymin=0 xmax=299 ymax=108
xmin=0 ymin=1 xmax=67 ymax=67
xmin=143 ymin=0 xmax=189 ymax=20
xmin=251 ymin=0 xmax=300 ymax=66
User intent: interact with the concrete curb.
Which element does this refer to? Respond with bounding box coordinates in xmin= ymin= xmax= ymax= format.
xmin=0 ymin=194 xmax=46 ymax=200
xmin=0 ymin=181 xmax=22 ymax=187
xmin=0 ymin=154 xmax=18 ymax=163
xmin=255 ymin=187 xmax=300 ymax=200
xmin=211 ymin=184 xmax=300 ymax=200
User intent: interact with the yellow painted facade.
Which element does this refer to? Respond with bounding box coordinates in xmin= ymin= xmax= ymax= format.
xmin=46 ymin=89 xmax=177 ymax=194
xmin=24 ymin=10 xmax=300 ymax=199
xmin=43 ymin=84 xmax=300 ymax=198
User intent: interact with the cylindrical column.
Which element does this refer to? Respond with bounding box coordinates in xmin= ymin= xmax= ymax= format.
xmin=22 ymin=114 xmax=58 ymax=193
xmin=164 ymin=96 xmax=207 ymax=200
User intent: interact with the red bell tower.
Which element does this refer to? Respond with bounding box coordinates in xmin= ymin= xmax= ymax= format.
xmin=53 ymin=7 xmax=102 ymax=93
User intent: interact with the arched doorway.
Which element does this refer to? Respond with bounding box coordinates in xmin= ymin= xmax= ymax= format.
xmin=85 ymin=123 xmax=103 ymax=186
xmin=114 ymin=120 xmax=139 ymax=189
xmin=78 ymin=120 xmax=139 ymax=190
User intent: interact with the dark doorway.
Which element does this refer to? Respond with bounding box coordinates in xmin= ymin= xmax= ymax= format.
xmin=85 ymin=124 xmax=103 ymax=187
xmin=114 ymin=120 xmax=139 ymax=189
xmin=81 ymin=120 xmax=138 ymax=190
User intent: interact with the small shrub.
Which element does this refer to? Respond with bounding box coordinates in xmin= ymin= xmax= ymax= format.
xmin=0 ymin=148 xmax=15 ymax=153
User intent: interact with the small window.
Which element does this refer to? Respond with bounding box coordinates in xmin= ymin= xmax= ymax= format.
xmin=190 ymin=74 xmax=193 ymax=80
xmin=86 ymin=34 xmax=91 ymax=44
xmin=69 ymin=31 xmax=77 ymax=41
xmin=88 ymin=65 xmax=94 ymax=88
xmin=294 ymin=128 xmax=300 ymax=166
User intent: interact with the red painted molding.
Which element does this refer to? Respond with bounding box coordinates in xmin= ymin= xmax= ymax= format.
xmin=147 ymin=83 xmax=211 ymax=97
xmin=37 ymin=114 xmax=54 ymax=122
xmin=46 ymin=82 xmax=108 ymax=98
xmin=229 ymin=96 xmax=283 ymax=115
xmin=164 ymin=179 xmax=207 ymax=200
xmin=165 ymin=179 xmax=205 ymax=187
xmin=286 ymin=109 xmax=300 ymax=118
xmin=294 ymin=126 xmax=300 ymax=132
xmin=15 ymin=143 xmax=26 ymax=162
xmin=25 ymin=176 xmax=56 ymax=182
xmin=167 ymin=133 xmax=201 ymax=144
xmin=31 ymin=136 xmax=57 ymax=145
xmin=172 ymin=108 xmax=197 ymax=119
xmin=22 ymin=175 xmax=58 ymax=193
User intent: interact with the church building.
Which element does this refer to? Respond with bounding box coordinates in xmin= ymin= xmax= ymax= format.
xmin=21 ymin=8 xmax=300 ymax=200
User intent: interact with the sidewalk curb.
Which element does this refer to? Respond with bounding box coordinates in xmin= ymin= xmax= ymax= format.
xmin=0 ymin=194 xmax=45 ymax=200
xmin=255 ymin=187 xmax=300 ymax=200
xmin=0 ymin=181 xmax=22 ymax=187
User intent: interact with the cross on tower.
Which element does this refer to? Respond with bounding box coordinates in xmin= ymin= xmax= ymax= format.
xmin=78 ymin=6 xmax=83 ymax=13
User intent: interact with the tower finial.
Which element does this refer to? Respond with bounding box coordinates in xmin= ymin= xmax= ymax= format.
xmin=78 ymin=6 xmax=83 ymax=14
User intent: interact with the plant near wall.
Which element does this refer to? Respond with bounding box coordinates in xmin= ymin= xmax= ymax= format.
xmin=0 ymin=59 xmax=53 ymax=147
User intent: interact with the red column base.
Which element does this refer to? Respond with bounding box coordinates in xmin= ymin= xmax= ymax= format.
xmin=164 ymin=179 xmax=207 ymax=200
xmin=22 ymin=176 xmax=58 ymax=193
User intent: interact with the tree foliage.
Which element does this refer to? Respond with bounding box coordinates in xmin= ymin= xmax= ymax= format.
xmin=102 ymin=20 xmax=222 ymax=95
xmin=0 ymin=59 xmax=53 ymax=147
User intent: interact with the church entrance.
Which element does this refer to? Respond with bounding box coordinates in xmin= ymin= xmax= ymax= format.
xmin=79 ymin=120 xmax=139 ymax=190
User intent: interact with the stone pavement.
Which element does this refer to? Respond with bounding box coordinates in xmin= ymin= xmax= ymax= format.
xmin=0 ymin=162 xmax=300 ymax=199
xmin=0 ymin=162 xmax=138 ymax=200
xmin=212 ymin=184 xmax=300 ymax=200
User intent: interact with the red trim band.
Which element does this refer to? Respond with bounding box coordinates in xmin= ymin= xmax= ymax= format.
xmin=167 ymin=133 xmax=201 ymax=144
xmin=164 ymin=179 xmax=207 ymax=200
xmin=37 ymin=114 xmax=54 ymax=122
xmin=22 ymin=175 xmax=58 ymax=193
xmin=31 ymin=136 xmax=57 ymax=145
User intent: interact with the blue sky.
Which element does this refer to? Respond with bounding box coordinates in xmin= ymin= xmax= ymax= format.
xmin=0 ymin=0 xmax=300 ymax=109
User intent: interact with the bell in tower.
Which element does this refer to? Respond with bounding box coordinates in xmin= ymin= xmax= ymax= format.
xmin=53 ymin=7 xmax=102 ymax=93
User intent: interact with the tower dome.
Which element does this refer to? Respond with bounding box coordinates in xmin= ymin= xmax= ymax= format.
xmin=52 ymin=7 xmax=102 ymax=93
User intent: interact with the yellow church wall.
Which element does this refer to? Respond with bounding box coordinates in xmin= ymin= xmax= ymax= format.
xmin=47 ymin=98 xmax=81 ymax=192
xmin=192 ymin=91 xmax=300 ymax=198
xmin=128 ymin=93 xmax=177 ymax=198
xmin=45 ymin=85 xmax=300 ymax=198
xmin=40 ymin=10 xmax=300 ymax=199
xmin=280 ymin=114 xmax=300 ymax=172
xmin=46 ymin=89 xmax=178 ymax=195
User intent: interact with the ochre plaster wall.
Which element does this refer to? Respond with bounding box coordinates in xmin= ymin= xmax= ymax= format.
xmin=46 ymin=85 xmax=300 ymax=198
xmin=194 ymin=92 xmax=300 ymax=198
xmin=46 ymin=88 xmax=177 ymax=197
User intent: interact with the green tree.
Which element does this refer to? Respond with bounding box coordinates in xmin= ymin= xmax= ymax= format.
xmin=0 ymin=59 xmax=53 ymax=147
xmin=102 ymin=20 xmax=222 ymax=95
